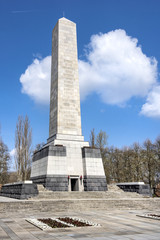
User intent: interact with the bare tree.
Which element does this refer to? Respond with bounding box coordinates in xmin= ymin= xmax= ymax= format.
xmin=96 ymin=130 xmax=110 ymax=182
xmin=0 ymin=138 xmax=10 ymax=184
xmin=155 ymin=136 xmax=160 ymax=183
xmin=15 ymin=115 xmax=32 ymax=181
xmin=155 ymin=136 xmax=160 ymax=162
xmin=89 ymin=128 xmax=160 ymax=188
xmin=34 ymin=142 xmax=45 ymax=153
xmin=112 ymin=148 xmax=124 ymax=182
xmin=96 ymin=130 xmax=108 ymax=160
xmin=90 ymin=128 xmax=96 ymax=148
xmin=141 ymin=139 xmax=157 ymax=188
xmin=15 ymin=116 xmax=23 ymax=180
xmin=132 ymin=143 xmax=143 ymax=182
xmin=89 ymin=129 xmax=110 ymax=181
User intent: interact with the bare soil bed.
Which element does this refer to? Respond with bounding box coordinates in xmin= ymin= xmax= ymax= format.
xmin=26 ymin=217 xmax=98 ymax=230
xmin=38 ymin=218 xmax=68 ymax=228
xmin=58 ymin=217 xmax=91 ymax=227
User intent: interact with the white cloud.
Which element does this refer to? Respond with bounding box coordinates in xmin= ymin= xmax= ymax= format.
xmin=20 ymin=56 xmax=51 ymax=104
xmin=140 ymin=85 xmax=160 ymax=118
xmin=19 ymin=29 xmax=158 ymax=117
xmin=79 ymin=30 xmax=157 ymax=105
xmin=10 ymin=148 xmax=16 ymax=158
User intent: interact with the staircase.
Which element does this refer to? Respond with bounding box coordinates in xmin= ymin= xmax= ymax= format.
xmin=29 ymin=184 xmax=145 ymax=200
xmin=0 ymin=184 xmax=154 ymax=214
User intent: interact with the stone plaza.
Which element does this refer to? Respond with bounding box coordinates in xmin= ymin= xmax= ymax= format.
xmin=0 ymin=191 xmax=160 ymax=240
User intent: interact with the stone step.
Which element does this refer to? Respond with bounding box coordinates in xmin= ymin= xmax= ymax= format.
xmin=29 ymin=184 xmax=144 ymax=200
xmin=108 ymin=184 xmax=125 ymax=193
xmin=37 ymin=184 xmax=50 ymax=192
xmin=0 ymin=197 xmax=158 ymax=214
xmin=33 ymin=194 xmax=143 ymax=200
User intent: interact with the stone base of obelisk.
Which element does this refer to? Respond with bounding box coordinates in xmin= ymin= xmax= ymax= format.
xmin=30 ymin=134 xmax=107 ymax=192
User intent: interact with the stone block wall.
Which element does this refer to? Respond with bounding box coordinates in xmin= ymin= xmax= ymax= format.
xmin=82 ymin=147 xmax=107 ymax=191
xmin=31 ymin=145 xmax=67 ymax=178
xmin=83 ymin=176 xmax=107 ymax=191
xmin=31 ymin=175 xmax=68 ymax=191
xmin=117 ymin=183 xmax=151 ymax=196
xmin=0 ymin=182 xmax=38 ymax=199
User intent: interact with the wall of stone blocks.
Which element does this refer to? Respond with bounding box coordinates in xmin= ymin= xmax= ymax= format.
xmin=117 ymin=183 xmax=151 ymax=196
xmin=54 ymin=139 xmax=89 ymax=176
xmin=82 ymin=148 xmax=107 ymax=191
xmin=0 ymin=183 xmax=38 ymax=199
xmin=31 ymin=145 xmax=68 ymax=178
xmin=31 ymin=175 xmax=68 ymax=191
xmin=31 ymin=157 xmax=48 ymax=177
xmin=31 ymin=155 xmax=68 ymax=177
xmin=82 ymin=147 xmax=106 ymax=177
xmin=83 ymin=176 xmax=107 ymax=191
xmin=83 ymin=157 xmax=105 ymax=176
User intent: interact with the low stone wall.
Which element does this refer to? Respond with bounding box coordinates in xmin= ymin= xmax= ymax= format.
xmin=117 ymin=182 xmax=151 ymax=196
xmin=0 ymin=181 xmax=38 ymax=199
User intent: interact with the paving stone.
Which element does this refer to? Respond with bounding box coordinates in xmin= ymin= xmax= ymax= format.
xmin=0 ymin=200 xmax=160 ymax=240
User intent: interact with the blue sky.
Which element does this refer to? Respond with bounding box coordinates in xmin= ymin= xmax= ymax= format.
xmin=1 ymin=0 xmax=160 ymax=166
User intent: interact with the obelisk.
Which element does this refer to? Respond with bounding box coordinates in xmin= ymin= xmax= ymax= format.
xmin=49 ymin=18 xmax=82 ymax=141
xmin=31 ymin=18 xmax=107 ymax=192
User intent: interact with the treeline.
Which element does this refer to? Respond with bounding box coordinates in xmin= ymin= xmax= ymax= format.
xmin=90 ymin=129 xmax=160 ymax=188
xmin=0 ymin=117 xmax=160 ymax=189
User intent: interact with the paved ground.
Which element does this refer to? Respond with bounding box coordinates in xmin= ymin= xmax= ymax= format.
xmin=0 ymin=196 xmax=20 ymax=202
xmin=0 ymin=196 xmax=160 ymax=240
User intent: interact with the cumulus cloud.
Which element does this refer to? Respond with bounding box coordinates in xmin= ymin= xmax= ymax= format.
xmin=140 ymin=86 xmax=160 ymax=118
xmin=20 ymin=56 xmax=51 ymax=104
xmin=79 ymin=29 xmax=157 ymax=105
xmin=19 ymin=29 xmax=159 ymax=117
xmin=10 ymin=148 xmax=16 ymax=158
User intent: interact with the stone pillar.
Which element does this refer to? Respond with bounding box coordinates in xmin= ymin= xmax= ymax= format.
xmin=49 ymin=17 xmax=82 ymax=140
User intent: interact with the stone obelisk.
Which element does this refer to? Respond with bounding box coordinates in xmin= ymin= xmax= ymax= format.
xmin=49 ymin=17 xmax=82 ymax=140
xmin=31 ymin=18 xmax=107 ymax=192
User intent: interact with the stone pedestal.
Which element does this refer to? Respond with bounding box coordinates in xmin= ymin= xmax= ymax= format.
xmin=31 ymin=135 xmax=107 ymax=191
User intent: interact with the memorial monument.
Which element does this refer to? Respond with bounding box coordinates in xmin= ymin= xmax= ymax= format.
xmin=30 ymin=17 xmax=107 ymax=191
